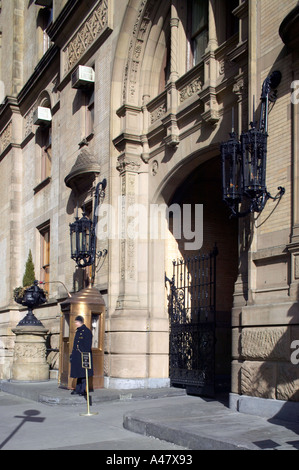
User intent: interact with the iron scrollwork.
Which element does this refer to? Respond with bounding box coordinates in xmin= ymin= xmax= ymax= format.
xmin=166 ymin=245 xmax=218 ymax=396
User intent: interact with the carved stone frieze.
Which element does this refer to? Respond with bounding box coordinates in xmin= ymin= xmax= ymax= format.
xmin=116 ymin=154 xmax=141 ymax=174
xmin=24 ymin=108 xmax=34 ymax=139
xmin=233 ymin=76 xmax=244 ymax=99
xmin=14 ymin=343 xmax=46 ymax=359
xmin=179 ymin=77 xmax=203 ymax=102
xmin=122 ymin=0 xmax=157 ymax=103
xmin=0 ymin=121 xmax=12 ymax=154
xmin=63 ymin=0 xmax=109 ymax=74
xmin=150 ymin=102 xmax=167 ymax=124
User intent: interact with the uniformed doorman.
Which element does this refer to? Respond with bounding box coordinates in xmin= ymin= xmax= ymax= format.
xmin=70 ymin=315 xmax=93 ymax=395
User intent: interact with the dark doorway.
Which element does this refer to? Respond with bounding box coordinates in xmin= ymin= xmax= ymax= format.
xmin=167 ymin=156 xmax=238 ymax=396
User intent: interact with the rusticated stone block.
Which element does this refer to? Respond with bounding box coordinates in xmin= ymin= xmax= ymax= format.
xmin=241 ymin=361 xmax=276 ymax=399
xmin=241 ymin=327 xmax=289 ymax=361
xmin=277 ymin=363 xmax=299 ymax=401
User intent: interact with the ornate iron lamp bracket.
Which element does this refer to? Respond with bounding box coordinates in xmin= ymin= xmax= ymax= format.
xmin=221 ymin=71 xmax=285 ymax=218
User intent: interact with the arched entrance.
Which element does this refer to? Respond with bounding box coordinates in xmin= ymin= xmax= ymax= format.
xmin=165 ymin=156 xmax=238 ymax=396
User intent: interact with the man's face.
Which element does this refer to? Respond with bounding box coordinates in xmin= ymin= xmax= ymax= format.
xmin=75 ymin=320 xmax=83 ymax=328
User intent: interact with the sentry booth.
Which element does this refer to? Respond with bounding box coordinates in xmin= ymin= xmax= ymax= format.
xmin=59 ymin=284 xmax=105 ymax=390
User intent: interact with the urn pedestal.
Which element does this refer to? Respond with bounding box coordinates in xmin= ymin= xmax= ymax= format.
xmin=11 ymin=324 xmax=49 ymax=382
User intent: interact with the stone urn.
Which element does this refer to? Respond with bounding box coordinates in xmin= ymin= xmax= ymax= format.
xmin=12 ymin=281 xmax=49 ymax=382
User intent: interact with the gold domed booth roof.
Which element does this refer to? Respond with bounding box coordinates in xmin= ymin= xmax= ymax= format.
xmin=59 ymin=285 xmax=105 ymax=390
xmin=64 ymin=148 xmax=101 ymax=192
xmin=60 ymin=285 xmax=105 ymax=310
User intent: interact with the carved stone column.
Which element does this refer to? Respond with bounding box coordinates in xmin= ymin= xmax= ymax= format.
xmin=169 ymin=0 xmax=179 ymax=83
xmin=201 ymin=0 xmax=219 ymax=124
xmin=107 ymin=155 xmax=152 ymax=388
xmin=164 ymin=0 xmax=180 ymax=147
xmin=115 ymin=160 xmax=141 ymax=310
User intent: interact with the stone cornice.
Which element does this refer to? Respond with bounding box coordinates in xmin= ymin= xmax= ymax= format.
xmin=17 ymin=44 xmax=60 ymax=107
xmin=0 ymin=96 xmax=20 ymax=136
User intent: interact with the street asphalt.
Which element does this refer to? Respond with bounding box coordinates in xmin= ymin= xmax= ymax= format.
xmin=1 ymin=380 xmax=299 ymax=452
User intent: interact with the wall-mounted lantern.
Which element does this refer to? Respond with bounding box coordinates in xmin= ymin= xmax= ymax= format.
xmin=69 ymin=179 xmax=107 ymax=269
xmin=221 ymin=71 xmax=285 ymax=217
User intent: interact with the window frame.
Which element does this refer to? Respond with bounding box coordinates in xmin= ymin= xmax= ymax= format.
xmin=38 ymin=222 xmax=50 ymax=286
xmin=40 ymin=125 xmax=52 ymax=182
xmin=187 ymin=0 xmax=209 ymax=69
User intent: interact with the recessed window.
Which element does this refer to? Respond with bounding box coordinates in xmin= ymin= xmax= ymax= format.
xmin=37 ymin=4 xmax=53 ymax=57
xmin=225 ymin=0 xmax=239 ymax=40
xmin=34 ymin=97 xmax=52 ymax=185
xmin=40 ymin=126 xmax=52 ymax=181
xmin=158 ymin=35 xmax=171 ymax=93
xmin=188 ymin=0 xmax=209 ymax=68
xmin=38 ymin=222 xmax=50 ymax=286
xmin=85 ymin=88 xmax=94 ymax=137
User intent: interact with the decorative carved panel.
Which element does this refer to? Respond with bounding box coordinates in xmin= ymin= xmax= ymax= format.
xmin=0 ymin=122 xmax=12 ymax=155
xmin=63 ymin=0 xmax=109 ymax=74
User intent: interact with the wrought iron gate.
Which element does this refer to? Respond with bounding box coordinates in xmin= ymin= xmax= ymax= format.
xmin=167 ymin=245 xmax=218 ymax=397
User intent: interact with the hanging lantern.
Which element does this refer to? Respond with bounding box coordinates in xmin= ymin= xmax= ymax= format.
xmin=240 ymin=125 xmax=268 ymax=213
xmin=70 ymin=211 xmax=94 ymax=268
xmin=221 ymin=131 xmax=242 ymax=214
xmin=69 ymin=178 xmax=107 ymax=269
xmin=220 ymin=71 xmax=284 ymax=217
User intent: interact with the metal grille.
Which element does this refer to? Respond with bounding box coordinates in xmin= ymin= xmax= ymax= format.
xmin=168 ymin=245 xmax=218 ymax=396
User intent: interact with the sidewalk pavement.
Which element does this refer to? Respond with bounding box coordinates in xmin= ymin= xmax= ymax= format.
xmin=1 ymin=379 xmax=299 ymax=450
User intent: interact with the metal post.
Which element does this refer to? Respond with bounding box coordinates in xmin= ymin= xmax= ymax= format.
xmin=79 ymin=354 xmax=98 ymax=417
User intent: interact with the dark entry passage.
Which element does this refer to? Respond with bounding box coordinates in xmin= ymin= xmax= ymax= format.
xmin=167 ymin=245 xmax=218 ymax=397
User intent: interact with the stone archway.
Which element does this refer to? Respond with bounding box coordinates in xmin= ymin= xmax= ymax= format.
xmin=107 ymin=0 xmax=240 ymax=390
xmin=105 ymin=0 xmax=174 ymax=388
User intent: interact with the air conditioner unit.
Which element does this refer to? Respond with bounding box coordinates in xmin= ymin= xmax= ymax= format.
xmin=33 ymin=107 xmax=52 ymax=126
xmin=34 ymin=0 xmax=53 ymax=7
xmin=71 ymin=66 xmax=95 ymax=89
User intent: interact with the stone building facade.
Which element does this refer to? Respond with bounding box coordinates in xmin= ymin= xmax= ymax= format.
xmin=0 ymin=0 xmax=298 ymax=415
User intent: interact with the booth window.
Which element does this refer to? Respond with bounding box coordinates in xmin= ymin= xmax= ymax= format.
xmin=91 ymin=314 xmax=99 ymax=349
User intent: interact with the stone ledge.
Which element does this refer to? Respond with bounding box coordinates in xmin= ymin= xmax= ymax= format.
xmin=230 ymin=393 xmax=299 ymax=423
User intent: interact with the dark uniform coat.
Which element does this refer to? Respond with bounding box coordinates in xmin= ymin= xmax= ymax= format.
xmin=70 ymin=324 xmax=93 ymax=378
